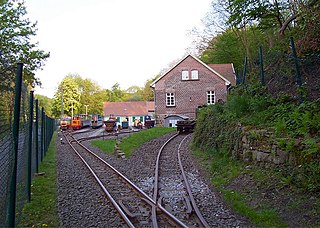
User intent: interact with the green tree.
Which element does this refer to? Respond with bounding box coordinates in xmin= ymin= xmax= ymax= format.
xmin=143 ymin=75 xmax=160 ymax=101
xmin=52 ymin=74 xmax=107 ymax=117
xmin=293 ymin=0 xmax=320 ymax=55
xmin=123 ymin=86 xmax=143 ymax=101
xmin=35 ymin=94 xmax=53 ymax=117
xmin=0 ymin=0 xmax=50 ymax=89
xmin=201 ymin=29 xmax=244 ymax=69
xmin=200 ymin=26 xmax=269 ymax=72
xmin=108 ymin=83 xmax=124 ymax=102
xmin=91 ymin=90 xmax=108 ymax=114
xmin=51 ymin=77 xmax=81 ymax=118
xmin=73 ymin=75 xmax=104 ymax=114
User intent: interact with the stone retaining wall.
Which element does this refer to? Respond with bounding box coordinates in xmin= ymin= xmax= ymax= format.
xmin=232 ymin=127 xmax=298 ymax=167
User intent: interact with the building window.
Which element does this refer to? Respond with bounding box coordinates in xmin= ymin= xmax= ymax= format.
xmin=191 ymin=70 xmax=198 ymax=80
xmin=207 ymin=91 xmax=215 ymax=104
xmin=181 ymin=70 xmax=189 ymax=80
xmin=166 ymin=93 xmax=175 ymax=106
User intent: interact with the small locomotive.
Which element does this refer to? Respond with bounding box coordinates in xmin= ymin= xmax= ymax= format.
xmin=71 ymin=114 xmax=91 ymax=130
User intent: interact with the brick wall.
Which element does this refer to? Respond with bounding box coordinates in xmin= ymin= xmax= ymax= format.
xmin=154 ymin=55 xmax=228 ymax=125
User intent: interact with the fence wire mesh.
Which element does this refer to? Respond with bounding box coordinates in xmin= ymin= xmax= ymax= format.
xmin=0 ymin=66 xmax=56 ymax=227
xmin=15 ymin=82 xmax=30 ymax=225
xmin=242 ymin=49 xmax=320 ymax=101
xmin=0 ymin=89 xmax=15 ymax=226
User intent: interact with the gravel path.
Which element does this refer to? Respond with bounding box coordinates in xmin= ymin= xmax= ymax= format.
xmin=57 ymin=130 xmax=253 ymax=227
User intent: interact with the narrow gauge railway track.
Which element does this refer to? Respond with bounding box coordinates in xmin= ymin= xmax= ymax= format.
xmin=77 ymin=130 xmax=133 ymax=143
xmin=63 ymin=132 xmax=187 ymax=227
xmin=153 ymin=133 xmax=210 ymax=227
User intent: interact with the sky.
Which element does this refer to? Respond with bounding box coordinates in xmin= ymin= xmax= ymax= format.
xmin=25 ymin=0 xmax=212 ymax=98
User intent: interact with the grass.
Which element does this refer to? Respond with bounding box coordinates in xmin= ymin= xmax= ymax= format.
xmin=90 ymin=139 xmax=116 ymax=154
xmin=223 ymin=189 xmax=285 ymax=227
xmin=120 ymin=127 xmax=176 ymax=157
xmin=192 ymin=147 xmax=286 ymax=227
xmin=17 ymin=132 xmax=59 ymax=227
xmin=91 ymin=127 xmax=176 ymax=157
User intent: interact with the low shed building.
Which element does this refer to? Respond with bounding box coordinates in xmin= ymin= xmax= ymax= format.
xmin=103 ymin=101 xmax=155 ymax=127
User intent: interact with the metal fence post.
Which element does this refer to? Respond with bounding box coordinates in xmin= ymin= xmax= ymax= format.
xmin=41 ymin=107 xmax=44 ymax=162
xmin=290 ymin=37 xmax=303 ymax=102
xmin=27 ymin=91 xmax=34 ymax=202
xmin=290 ymin=37 xmax=302 ymax=86
xmin=44 ymin=115 xmax=47 ymax=155
xmin=8 ymin=63 xmax=23 ymax=227
xmin=35 ymin=99 xmax=39 ymax=173
xmin=259 ymin=47 xmax=265 ymax=86
xmin=242 ymin=56 xmax=247 ymax=85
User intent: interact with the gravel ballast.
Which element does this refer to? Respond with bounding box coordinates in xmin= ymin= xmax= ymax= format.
xmin=57 ymin=130 xmax=252 ymax=227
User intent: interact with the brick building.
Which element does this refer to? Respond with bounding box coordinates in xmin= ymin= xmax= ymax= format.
xmin=150 ymin=54 xmax=236 ymax=127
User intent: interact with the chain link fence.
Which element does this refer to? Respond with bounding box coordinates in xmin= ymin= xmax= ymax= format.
xmin=238 ymin=38 xmax=320 ymax=101
xmin=0 ymin=64 xmax=56 ymax=227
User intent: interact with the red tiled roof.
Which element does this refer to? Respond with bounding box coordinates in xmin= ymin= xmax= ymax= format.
xmin=208 ymin=64 xmax=236 ymax=85
xmin=103 ymin=101 xmax=155 ymax=117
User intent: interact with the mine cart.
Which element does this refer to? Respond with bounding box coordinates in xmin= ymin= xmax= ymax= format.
xmin=176 ymin=120 xmax=196 ymax=134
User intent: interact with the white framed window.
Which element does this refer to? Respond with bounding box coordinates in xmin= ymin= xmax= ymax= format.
xmin=181 ymin=70 xmax=189 ymax=80
xmin=207 ymin=91 xmax=215 ymax=104
xmin=191 ymin=70 xmax=198 ymax=80
xmin=166 ymin=93 xmax=175 ymax=106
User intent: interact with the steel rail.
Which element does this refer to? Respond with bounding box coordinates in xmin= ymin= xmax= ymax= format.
xmin=152 ymin=133 xmax=188 ymax=228
xmin=177 ymin=135 xmax=210 ymax=227
xmin=77 ymin=130 xmax=133 ymax=143
xmin=66 ymin=132 xmax=187 ymax=227
xmin=64 ymin=133 xmax=135 ymax=227
xmin=153 ymin=133 xmax=209 ymax=227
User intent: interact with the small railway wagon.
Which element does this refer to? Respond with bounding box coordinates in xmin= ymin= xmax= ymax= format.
xmin=91 ymin=114 xmax=103 ymax=129
xmin=144 ymin=119 xmax=155 ymax=128
xmin=176 ymin=120 xmax=196 ymax=134
xmin=104 ymin=119 xmax=116 ymax=132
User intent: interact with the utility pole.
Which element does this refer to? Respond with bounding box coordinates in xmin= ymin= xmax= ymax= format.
xmin=84 ymin=105 xmax=89 ymax=119
xmin=60 ymin=87 xmax=64 ymax=117
xmin=71 ymin=101 xmax=74 ymax=119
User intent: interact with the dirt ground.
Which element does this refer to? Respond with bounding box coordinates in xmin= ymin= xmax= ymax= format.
xmin=227 ymin=171 xmax=320 ymax=227
xmin=192 ymin=154 xmax=320 ymax=227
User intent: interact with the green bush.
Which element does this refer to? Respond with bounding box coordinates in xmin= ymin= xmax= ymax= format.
xmin=193 ymin=85 xmax=320 ymax=192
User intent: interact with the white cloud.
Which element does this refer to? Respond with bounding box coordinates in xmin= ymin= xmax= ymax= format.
xmin=25 ymin=0 xmax=211 ymax=98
